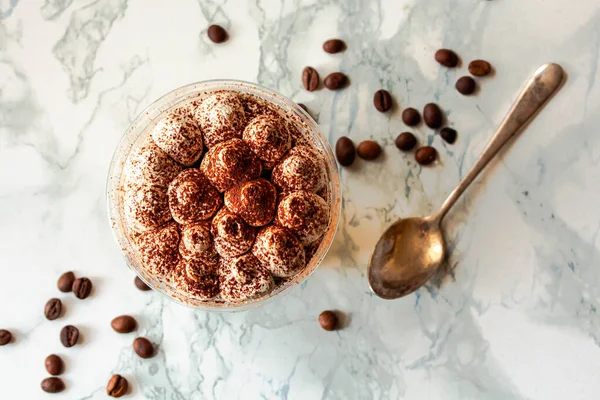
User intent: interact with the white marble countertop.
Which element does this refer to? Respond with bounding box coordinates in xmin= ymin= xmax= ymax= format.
xmin=2 ymin=0 xmax=600 ymax=399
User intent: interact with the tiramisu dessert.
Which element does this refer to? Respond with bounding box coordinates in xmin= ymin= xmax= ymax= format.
xmin=120 ymin=90 xmax=331 ymax=304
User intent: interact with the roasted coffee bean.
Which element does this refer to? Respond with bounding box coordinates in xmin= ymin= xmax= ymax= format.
xmin=456 ymin=76 xmax=476 ymax=95
xmin=107 ymin=374 xmax=129 ymax=398
xmin=133 ymin=337 xmax=154 ymax=359
xmin=402 ymin=107 xmax=420 ymax=126
xmin=72 ymin=277 xmax=92 ymax=299
xmin=395 ymin=132 xmax=417 ymax=151
xmin=45 ymin=354 xmax=64 ymax=376
xmin=322 ymin=39 xmax=346 ymax=54
xmin=57 ymin=271 xmax=75 ymax=293
xmin=435 ymin=49 xmax=458 ymax=67
xmin=318 ymin=310 xmax=338 ymax=331
xmin=134 ymin=276 xmax=151 ymax=291
xmin=0 ymin=329 xmax=11 ymax=345
xmin=298 ymin=103 xmax=308 ymax=112
xmin=415 ymin=146 xmax=437 ymax=165
xmin=357 ymin=140 xmax=382 ymax=160
xmin=324 ymin=72 xmax=348 ymax=90
xmin=335 ymin=136 xmax=356 ymax=167
xmin=207 ymin=24 xmax=228 ymax=43
xmin=111 ymin=315 xmax=137 ymax=334
xmin=41 ymin=377 xmax=65 ymax=393
xmin=440 ymin=127 xmax=457 ymax=144
xmin=60 ymin=325 xmax=79 ymax=348
xmin=44 ymin=298 xmax=62 ymax=321
xmin=302 ymin=67 xmax=319 ymax=92
xmin=468 ymin=59 xmax=492 ymax=77
xmin=373 ymin=89 xmax=393 ymax=112
xmin=423 ymin=103 xmax=443 ymax=129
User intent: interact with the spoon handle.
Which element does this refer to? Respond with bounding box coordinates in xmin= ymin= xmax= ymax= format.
xmin=435 ymin=63 xmax=564 ymax=221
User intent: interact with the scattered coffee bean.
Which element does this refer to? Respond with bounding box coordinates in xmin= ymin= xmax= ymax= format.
xmin=423 ymin=103 xmax=443 ymax=129
xmin=373 ymin=89 xmax=393 ymax=112
xmin=44 ymin=298 xmax=62 ymax=321
xmin=357 ymin=140 xmax=382 ymax=160
xmin=45 ymin=354 xmax=64 ymax=376
xmin=322 ymin=39 xmax=346 ymax=54
xmin=302 ymin=67 xmax=319 ymax=92
xmin=456 ymin=76 xmax=476 ymax=95
xmin=60 ymin=325 xmax=79 ymax=348
xmin=41 ymin=377 xmax=65 ymax=393
xmin=440 ymin=127 xmax=457 ymax=144
xmin=0 ymin=329 xmax=12 ymax=345
xmin=335 ymin=136 xmax=356 ymax=167
xmin=207 ymin=24 xmax=228 ymax=43
xmin=134 ymin=276 xmax=151 ymax=291
xmin=395 ymin=132 xmax=417 ymax=151
xmin=57 ymin=271 xmax=75 ymax=293
xmin=415 ymin=146 xmax=437 ymax=165
xmin=324 ymin=72 xmax=348 ymax=90
xmin=318 ymin=310 xmax=338 ymax=331
xmin=107 ymin=374 xmax=129 ymax=398
xmin=72 ymin=277 xmax=92 ymax=299
xmin=298 ymin=103 xmax=308 ymax=112
xmin=402 ymin=107 xmax=420 ymax=126
xmin=468 ymin=59 xmax=492 ymax=77
xmin=434 ymin=49 xmax=459 ymax=68
xmin=133 ymin=337 xmax=154 ymax=359
xmin=111 ymin=315 xmax=137 ymax=334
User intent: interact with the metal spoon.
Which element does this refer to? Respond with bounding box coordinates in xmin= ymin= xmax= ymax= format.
xmin=368 ymin=63 xmax=564 ymax=299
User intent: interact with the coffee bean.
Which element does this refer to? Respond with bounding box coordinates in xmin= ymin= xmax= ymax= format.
xmin=440 ymin=127 xmax=457 ymax=144
xmin=45 ymin=354 xmax=64 ymax=376
xmin=395 ymin=132 xmax=417 ymax=151
xmin=423 ymin=103 xmax=443 ymax=129
xmin=456 ymin=76 xmax=476 ymax=95
xmin=468 ymin=59 xmax=492 ymax=77
xmin=373 ymin=89 xmax=392 ymax=112
xmin=133 ymin=337 xmax=154 ymax=359
xmin=357 ymin=140 xmax=382 ymax=161
xmin=302 ymin=67 xmax=319 ymax=92
xmin=44 ymin=298 xmax=62 ymax=321
xmin=402 ymin=108 xmax=420 ymax=126
xmin=335 ymin=137 xmax=356 ymax=167
xmin=60 ymin=325 xmax=79 ymax=348
xmin=318 ymin=310 xmax=338 ymax=331
xmin=111 ymin=315 xmax=137 ymax=334
xmin=134 ymin=276 xmax=151 ymax=291
xmin=322 ymin=39 xmax=346 ymax=54
xmin=207 ymin=24 xmax=227 ymax=43
xmin=72 ymin=277 xmax=92 ymax=299
xmin=324 ymin=72 xmax=348 ymax=90
xmin=41 ymin=377 xmax=65 ymax=393
xmin=0 ymin=329 xmax=12 ymax=345
xmin=57 ymin=271 xmax=75 ymax=293
xmin=107 ymin=374 xmax=129 ymax=398
xmin=435 ymin=49 xmax=459 ymax=68
xmin=415 ymin=146 xmax=437 ymax=165
xmin=298 ymin=103 xmax=308 ymax=112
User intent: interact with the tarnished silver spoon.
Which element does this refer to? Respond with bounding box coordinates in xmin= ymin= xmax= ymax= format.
xmin=368 ymin=63 xmax=564 ymax=299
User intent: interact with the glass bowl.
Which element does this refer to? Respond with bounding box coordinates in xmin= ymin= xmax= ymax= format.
xmin=106 ymin=80 xmax=341 ymax=311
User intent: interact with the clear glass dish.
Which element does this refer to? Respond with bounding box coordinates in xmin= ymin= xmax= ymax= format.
xmin=106 ymin=80 xmax=341 ymax=311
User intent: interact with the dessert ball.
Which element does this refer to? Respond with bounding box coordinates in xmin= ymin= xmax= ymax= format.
xmin=179 ymin=221 xmax=218 ymax=264
xmin=276 ymin=191 xmax=329 ymax=245
xmin=152 ymin=107 xmax=203 ymax=166
xmin=272 ymin=145 xmax=327 ymax=193
xmin=200 ymin=138 xmax=262 ymax=192
xmin=218 ymin=253 xmax=274 ymax=302
xmin=168 ymin=169 xmax=222 ymax=224
xmin=211 ymin=208 xmax=256 ymax=258
xmin=172 ymin=258 xmax=219 ymax=300
xmin=124 ymin=185 xmax=172 ymax=233
xmin=242 ymin=115 xmax=292 ymax=168
xmin=195 ymin=93 xmax=246 ymax=148
xmin=123 ymin=141 xmax=182 ymax=191
xmin=136 ymin=222 xmax=180 ymax=276
xmin=252 ymin=226 xmax=305 ymax=278
xmin=224 ymin=179 xmax=277 ymax=227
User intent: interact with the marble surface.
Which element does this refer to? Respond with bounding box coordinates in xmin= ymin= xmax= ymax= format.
xmin=1 ymin=0 xmax=600 ymax=398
